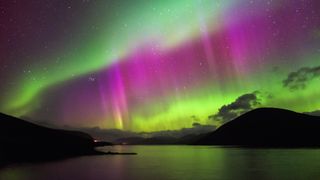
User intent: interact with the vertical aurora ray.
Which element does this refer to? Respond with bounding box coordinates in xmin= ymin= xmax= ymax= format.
xmin=109 ymin=65 xmax=128 ymax=129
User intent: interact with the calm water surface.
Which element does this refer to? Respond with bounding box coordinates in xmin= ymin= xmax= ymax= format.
xmin=1 ymin=146 xmax=320 ymax=180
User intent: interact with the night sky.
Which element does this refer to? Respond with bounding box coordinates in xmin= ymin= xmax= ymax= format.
xmin=1 ymin=0 xmax=320 ymax=132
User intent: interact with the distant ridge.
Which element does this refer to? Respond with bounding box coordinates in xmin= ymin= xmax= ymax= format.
xmin=0 ymin=113 xmax=112 ymax=164
xmin=196 ymin=108 xmax=320 ymax=147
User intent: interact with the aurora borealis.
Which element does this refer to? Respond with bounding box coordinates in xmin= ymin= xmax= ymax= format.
xmin=1 ymin=0 xmax=320 ymax=132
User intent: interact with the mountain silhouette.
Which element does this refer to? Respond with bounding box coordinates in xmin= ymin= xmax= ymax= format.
xmin=115 ymin=136 xmax=179 ymax=145
xmin=0 ymin=113 xmax=112 ymax=164
xmin=196 ymin=108 xmax=320 ymax=147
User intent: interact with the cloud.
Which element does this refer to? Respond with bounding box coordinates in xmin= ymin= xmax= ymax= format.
xmin=209 ymin=91 xmax=261 ymax=123
xmin=192 ymin=122 xmax=201 ymax=127
xmin=283 ymin=66 xmax=320 ymax=90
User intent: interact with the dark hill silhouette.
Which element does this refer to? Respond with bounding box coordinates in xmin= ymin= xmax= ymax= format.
xmin=0 ymin=113 xmax=114 ymax=164
xmin=114 ymin=134 xmax=208 ymax=145
xmin=196 ymin=108 xmax=320 ymax=147
xmin=115 ymin=136 xmax=179 ymax=145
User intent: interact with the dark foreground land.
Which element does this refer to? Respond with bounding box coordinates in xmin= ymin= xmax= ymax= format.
xmin=196 ymin=108 xmax=320 ymax=147
xmin=0 ymin=113 xmax=135 ymax=166
xmin=1 ymin=107 xmax=320 ymax=167
xmin=114 ymin=108 xmax=320 ymax=147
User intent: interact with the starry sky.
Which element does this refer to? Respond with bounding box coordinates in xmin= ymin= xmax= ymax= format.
xmin=1 ymin=0 xmax=320 ymax=132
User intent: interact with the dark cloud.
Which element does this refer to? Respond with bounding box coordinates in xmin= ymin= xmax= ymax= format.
xmin=209 ymin=92 xmax=261 ymax=123
xmin=192 ymin=122 xmax=201 ymax=127
xmin=304 ymin=110 xmax=320 ymax=116
xmin=283 ymin=66 xmax=320 ymax=90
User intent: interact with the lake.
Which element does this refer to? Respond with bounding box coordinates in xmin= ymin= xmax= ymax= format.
xmin=1 ymin=146 xmax=320 ymax=180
